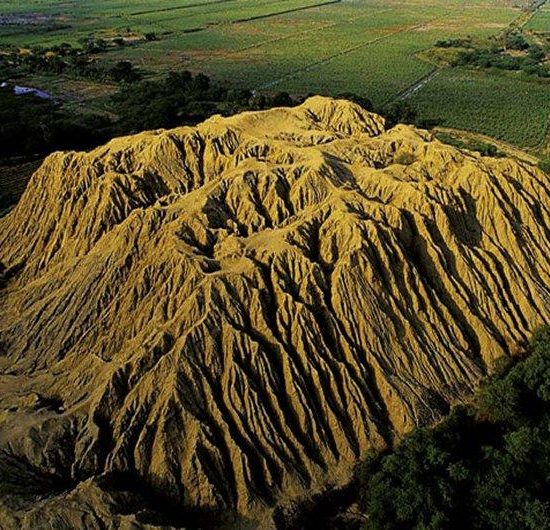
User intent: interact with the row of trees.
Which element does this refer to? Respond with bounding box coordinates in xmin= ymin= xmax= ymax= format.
xmin=454 ymin=43 xmax=550 ymax=78
xmin=109 ymin=71 xmax=295 ymax=132
xmin=438 ymin=30 xmax=550 ymax=78
xmin=0 ymin=42 xmax=142 ymax=83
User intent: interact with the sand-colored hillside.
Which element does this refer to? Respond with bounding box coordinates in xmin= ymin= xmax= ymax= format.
xmin=0 ymin=97 xmax=549 ymax=528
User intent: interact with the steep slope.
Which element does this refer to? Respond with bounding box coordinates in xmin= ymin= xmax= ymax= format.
xmin=0 ymin=96 xmax=549 ymax=528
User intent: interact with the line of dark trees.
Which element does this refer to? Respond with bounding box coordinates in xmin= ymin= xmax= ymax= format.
xmin=0 ymin=41 xmax=142 ymax=83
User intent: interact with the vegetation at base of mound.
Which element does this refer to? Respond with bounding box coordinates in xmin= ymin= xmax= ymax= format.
xmin=0 ymin=71 xmax=298 ymax=209
xmin=2 ymin=66 xmax=540 ymax=214
xmin=0 ymin=90 xmax=112 ymax=159
xmin=357 ymin=326 xmax=550 ymax=530
xmin=433 ymin=132 xmax=504 ymax=157
xmin=109 ymin=71 xmax=295 ymax=132
xmin=0 ymin=71 xmax=298 ymax=159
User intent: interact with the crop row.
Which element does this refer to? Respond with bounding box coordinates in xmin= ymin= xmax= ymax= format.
xmin=410 ymin=69 xmax=550 ymax=147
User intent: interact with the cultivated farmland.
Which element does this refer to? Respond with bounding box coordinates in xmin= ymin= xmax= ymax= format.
xmin=1 ymin=0 xmax=550 ymax=150
xmin=410 ymin=69 xmax=550 ymax=147
xmin=525 ymin=4 xmax=550 ymax=30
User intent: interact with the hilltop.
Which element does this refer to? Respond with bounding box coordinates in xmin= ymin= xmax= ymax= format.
xmin=0 ymin=97 xmax=549 ymax=528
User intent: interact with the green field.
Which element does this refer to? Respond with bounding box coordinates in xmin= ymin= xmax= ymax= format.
xmin=0 ymin=0 xmax=521 ymax=93
xmin=525 ymin=5 xmax=550 ymax=30
xmin=411 ymin=69 xmax=550 ymax=147
xmin=1 ymin=0 xmax=550 ymax=150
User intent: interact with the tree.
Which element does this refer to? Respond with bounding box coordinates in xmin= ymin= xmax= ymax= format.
xmin=108 ymin=61 xmax=141 ymax=83
xmin=270 ymin=91 xmax=293 ymax=107
xmin=337 ymin=93 xmax=374 ymax=111
xmin=504 ymin=31 xmax=529 ymax=51
xmin=528 ymin=44 xmax=545 ymax=62
xmin=357 ymin=326 xmax=550 ymax=530
xmin=381 ymin=100 xmax=418 ymax=127
xmin=80 ymin=38 xmax=107 ymax=54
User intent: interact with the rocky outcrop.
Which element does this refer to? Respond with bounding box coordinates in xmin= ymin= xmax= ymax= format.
xmin=0 ymin=97 xmax=549 ymax=528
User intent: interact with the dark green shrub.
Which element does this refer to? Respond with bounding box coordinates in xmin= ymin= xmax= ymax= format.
xmin=358 ymin=327 xmax=550 ymax=529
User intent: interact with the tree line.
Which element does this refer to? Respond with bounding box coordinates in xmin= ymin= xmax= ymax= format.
xmin=437 ymin=30 xmax=550 ymax=78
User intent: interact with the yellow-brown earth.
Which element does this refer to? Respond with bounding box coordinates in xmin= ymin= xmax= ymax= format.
xmin=0 ymin=97 xmax=549 ymax=528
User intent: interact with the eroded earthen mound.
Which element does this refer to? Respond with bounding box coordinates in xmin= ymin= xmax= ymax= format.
xmin=0 ymin=97 xmax=549 ymax=528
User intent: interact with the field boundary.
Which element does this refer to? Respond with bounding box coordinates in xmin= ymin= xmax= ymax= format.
xmin=228 ymin=0 xmax=340 ymax=24
xmin=394 ymin=67 xmax=441 ymax=102
xmin=129 ymin=0 xmax=239 ymax=17
xmin=149 ymin=0 xmax=341 ymax=35
xmin=236 ymin=8 xmax=394 ymax=53
xmin=237 ymin=22 xmax=336 ymax=52
xmin=258 ymin=20 xmax=439 ymax=90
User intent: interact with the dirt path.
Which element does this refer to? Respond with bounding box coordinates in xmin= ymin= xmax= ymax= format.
xmin=396 ymin=68 xmax=441 ymax=102
xmin=434 ymin=127 xmax=539 ymax=165
xmin=236 ymin=8 xmax=393 ymax=53
xmin=514 ymin=0 xmax=549 ymax=29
